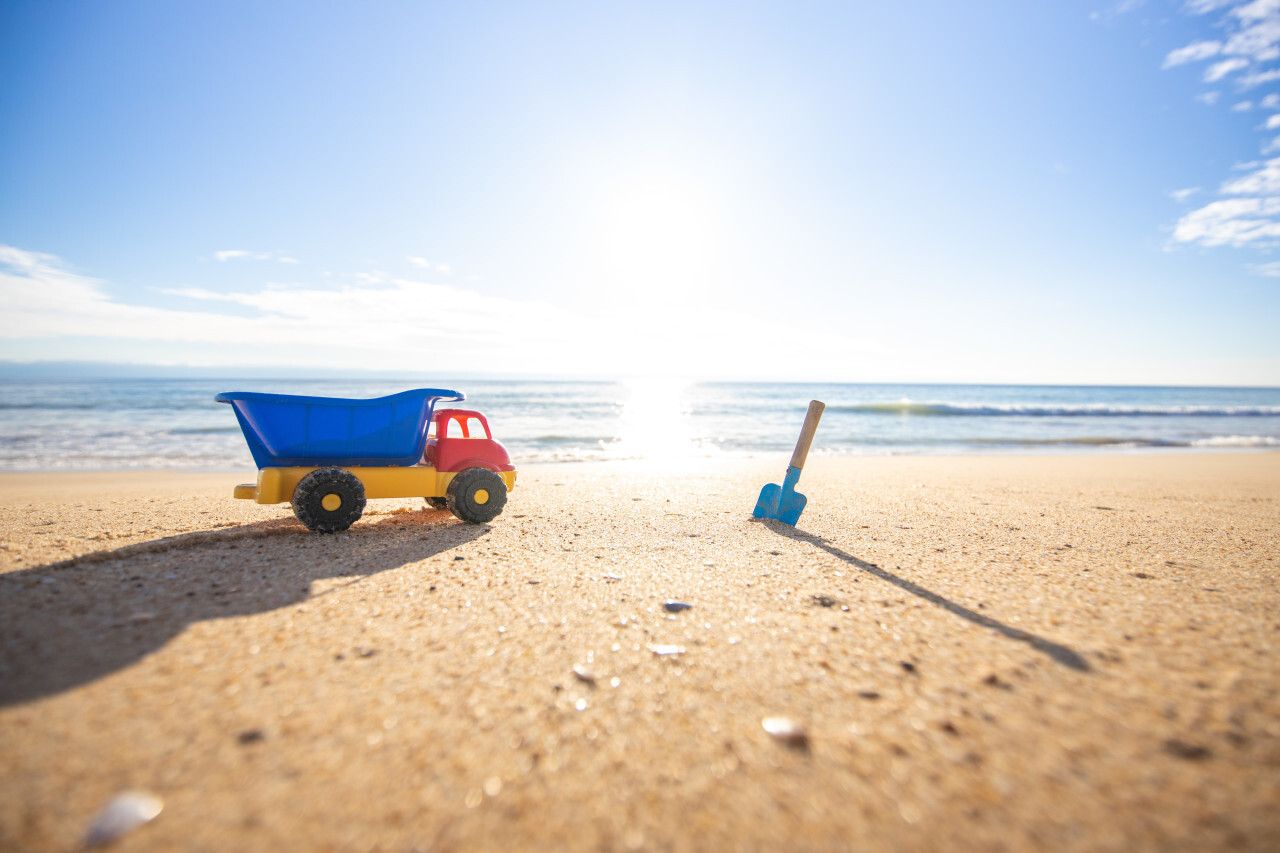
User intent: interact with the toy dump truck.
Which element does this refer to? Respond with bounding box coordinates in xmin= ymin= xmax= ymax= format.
xmin=216 ymin=388 xmax=516 ymax=533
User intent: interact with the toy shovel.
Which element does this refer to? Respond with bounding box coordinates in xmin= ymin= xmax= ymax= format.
xmin=753 ymin=400 xmax=825 ymax=526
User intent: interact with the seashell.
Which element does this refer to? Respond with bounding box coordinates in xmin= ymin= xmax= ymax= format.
xmin=85 ymin=790 xmax=163 ymax=847
xmin=762 ymin=717 xmax=809 ymax=749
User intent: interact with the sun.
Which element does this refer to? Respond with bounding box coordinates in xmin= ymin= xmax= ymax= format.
xmin=586 ymin=171 xmax=727 ymax=308
xmin=570 ymin=162 xmax=742 ymax=376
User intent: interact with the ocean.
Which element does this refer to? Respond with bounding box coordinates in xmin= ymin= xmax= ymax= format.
xmin=1 ymin=378 xmax=1277 ymax=472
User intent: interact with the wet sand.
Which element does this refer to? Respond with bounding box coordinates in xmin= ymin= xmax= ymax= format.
xmin=1 ymin=454 xmax=1278 ymax=851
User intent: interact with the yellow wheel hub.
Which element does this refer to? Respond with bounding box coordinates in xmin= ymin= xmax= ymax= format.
xmin=473 ymin=489 xmax=490 ymax=505
xmin=321 ymin=493 xmax=342 ymax=512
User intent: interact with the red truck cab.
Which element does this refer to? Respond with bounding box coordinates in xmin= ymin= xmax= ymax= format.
xmin=424 ymin=409 xmax=515 ymax=474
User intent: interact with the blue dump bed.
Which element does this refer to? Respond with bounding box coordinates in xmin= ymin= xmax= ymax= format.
xmin=216 ymin=388 xmax=465 ymax=469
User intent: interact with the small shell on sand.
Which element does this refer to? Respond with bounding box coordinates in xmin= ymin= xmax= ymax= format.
xmin=762 ymin=717 xmax=809 ymax=749
xmin=85 ymin=790 xmax=163 ymax=847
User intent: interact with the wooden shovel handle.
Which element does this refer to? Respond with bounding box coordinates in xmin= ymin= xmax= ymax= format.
xmin=789 ymin=400 xmax=825 ymax=470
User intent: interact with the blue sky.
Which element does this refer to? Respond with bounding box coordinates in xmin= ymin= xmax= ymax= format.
xmin=1 ymin=0 xmax=1278 ymax=385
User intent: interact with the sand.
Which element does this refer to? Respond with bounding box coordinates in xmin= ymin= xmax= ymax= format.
xmin=1 ymin=453 xmax=1277 ymax=852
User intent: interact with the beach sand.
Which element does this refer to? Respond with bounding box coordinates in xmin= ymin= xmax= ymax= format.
xmin=1 ymin=454 xmax=1277 ymax=852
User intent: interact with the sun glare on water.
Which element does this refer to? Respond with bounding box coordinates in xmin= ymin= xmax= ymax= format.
xmin=610 ymin=376 xmax=703 ymax=466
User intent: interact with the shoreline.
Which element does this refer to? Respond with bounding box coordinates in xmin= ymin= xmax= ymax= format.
xmin=2 ymin=453 xmax=1278 ymax=851
xmin=0 ymin=442 xmax=1277 ymax=477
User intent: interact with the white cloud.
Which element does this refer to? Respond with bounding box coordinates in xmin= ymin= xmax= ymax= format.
xmin=168 ymin=278 xmax=563 ymax=345
xmin=1092 ymin=0 xmax=1147 ymax=22
xmin=1238 ymin=66 xmax=1280 ymax=86
xmin=1247 ymin=259 xmax=1280 ymax=274
xmin=2 ymin=245 xmax=866 ymax=378
xmin=1 ymin=245 xmax=576 ymax=370
xmin=1164 ymin=40 xmax=1222 ymax=67
xmin=1165 ymin=2 xmax=1280 ymax=84
xmin=407 ymin=256 xmax=453 ymax=274
xmin=213 ymin=249 xmax=299 ymax=263
xmin=3 ymin=246 xmax=235 ymax=340
xmin=1186 ymin=0 xmax=1236 ymax=14
xmin=1205 ymin=56 xmax=1250 ymax=80
xmin=1170 ymin=186 xmax=1202 ymax=201
xmin=1235 ymin=0 xmax=1280 ymax=23
xmin=1172 ymin=196 xmax=1280 ymax=246
xmin=1221 ymin=156 xmax=1280 ymax=192
xmin=1162 ymin=1 xmax=1280 ymax=260
xmin=1224 ymin=21 xmax=1280 ymax=63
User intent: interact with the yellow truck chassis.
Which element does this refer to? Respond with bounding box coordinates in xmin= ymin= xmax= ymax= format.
xmin=234 ymin=466 xmax=517 ymax=504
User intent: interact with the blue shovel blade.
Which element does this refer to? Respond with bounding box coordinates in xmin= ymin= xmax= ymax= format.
xmin=776 ymin=489 xmax=807 ymax=526
xmin=753 ymin=467 xmax=808 ymax=526
xmin=753 ymin=482 xmax=781 ymax=519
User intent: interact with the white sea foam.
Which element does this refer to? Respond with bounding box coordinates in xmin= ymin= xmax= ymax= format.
xmin=1189 ymin=435 xmax=1280 ymax=447
xmin=848 ymin=402 xmax=1280 ymax=417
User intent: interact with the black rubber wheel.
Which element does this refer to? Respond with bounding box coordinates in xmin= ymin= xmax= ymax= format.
xmin=446 ymin=467 xmax=507 ymax=523
xmin=291 ymin=467 xmax=366 ymax=533
xmin=426 ymin=497 xmax=448 ymax=511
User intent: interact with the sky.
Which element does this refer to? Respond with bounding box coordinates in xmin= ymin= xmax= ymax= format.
xmin=1 ymin=0 xmax=1279 ymax=386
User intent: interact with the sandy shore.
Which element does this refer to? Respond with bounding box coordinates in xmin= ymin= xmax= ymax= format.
xmin=1 ymin=454 xmax=1277 ymax=852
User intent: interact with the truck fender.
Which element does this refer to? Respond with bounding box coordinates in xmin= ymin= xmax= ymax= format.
xmin=449 ymin=458 xmax=501 ymax=474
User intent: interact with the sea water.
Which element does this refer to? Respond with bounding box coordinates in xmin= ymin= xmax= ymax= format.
xmin=0 ymin=378 xmax=1277 ymax=471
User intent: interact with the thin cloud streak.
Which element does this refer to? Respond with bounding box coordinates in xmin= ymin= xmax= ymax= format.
xmin=1172 ymin=197 xmax=1280 ymax=246
xmin=0 ymin=245 xmax=879 ymax=379
xmin=1164 ymin=40 xmax=1222 ymax=68
xmin=213 ymin=250 xmax=299 ymax=264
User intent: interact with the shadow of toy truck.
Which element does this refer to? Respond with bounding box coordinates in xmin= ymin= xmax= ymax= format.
xmin=217 ymin=388 xmax=516 ymax=533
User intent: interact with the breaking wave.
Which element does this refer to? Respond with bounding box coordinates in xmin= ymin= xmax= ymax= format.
xmin=840 ymin=402 xmax=1280 ymax=418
